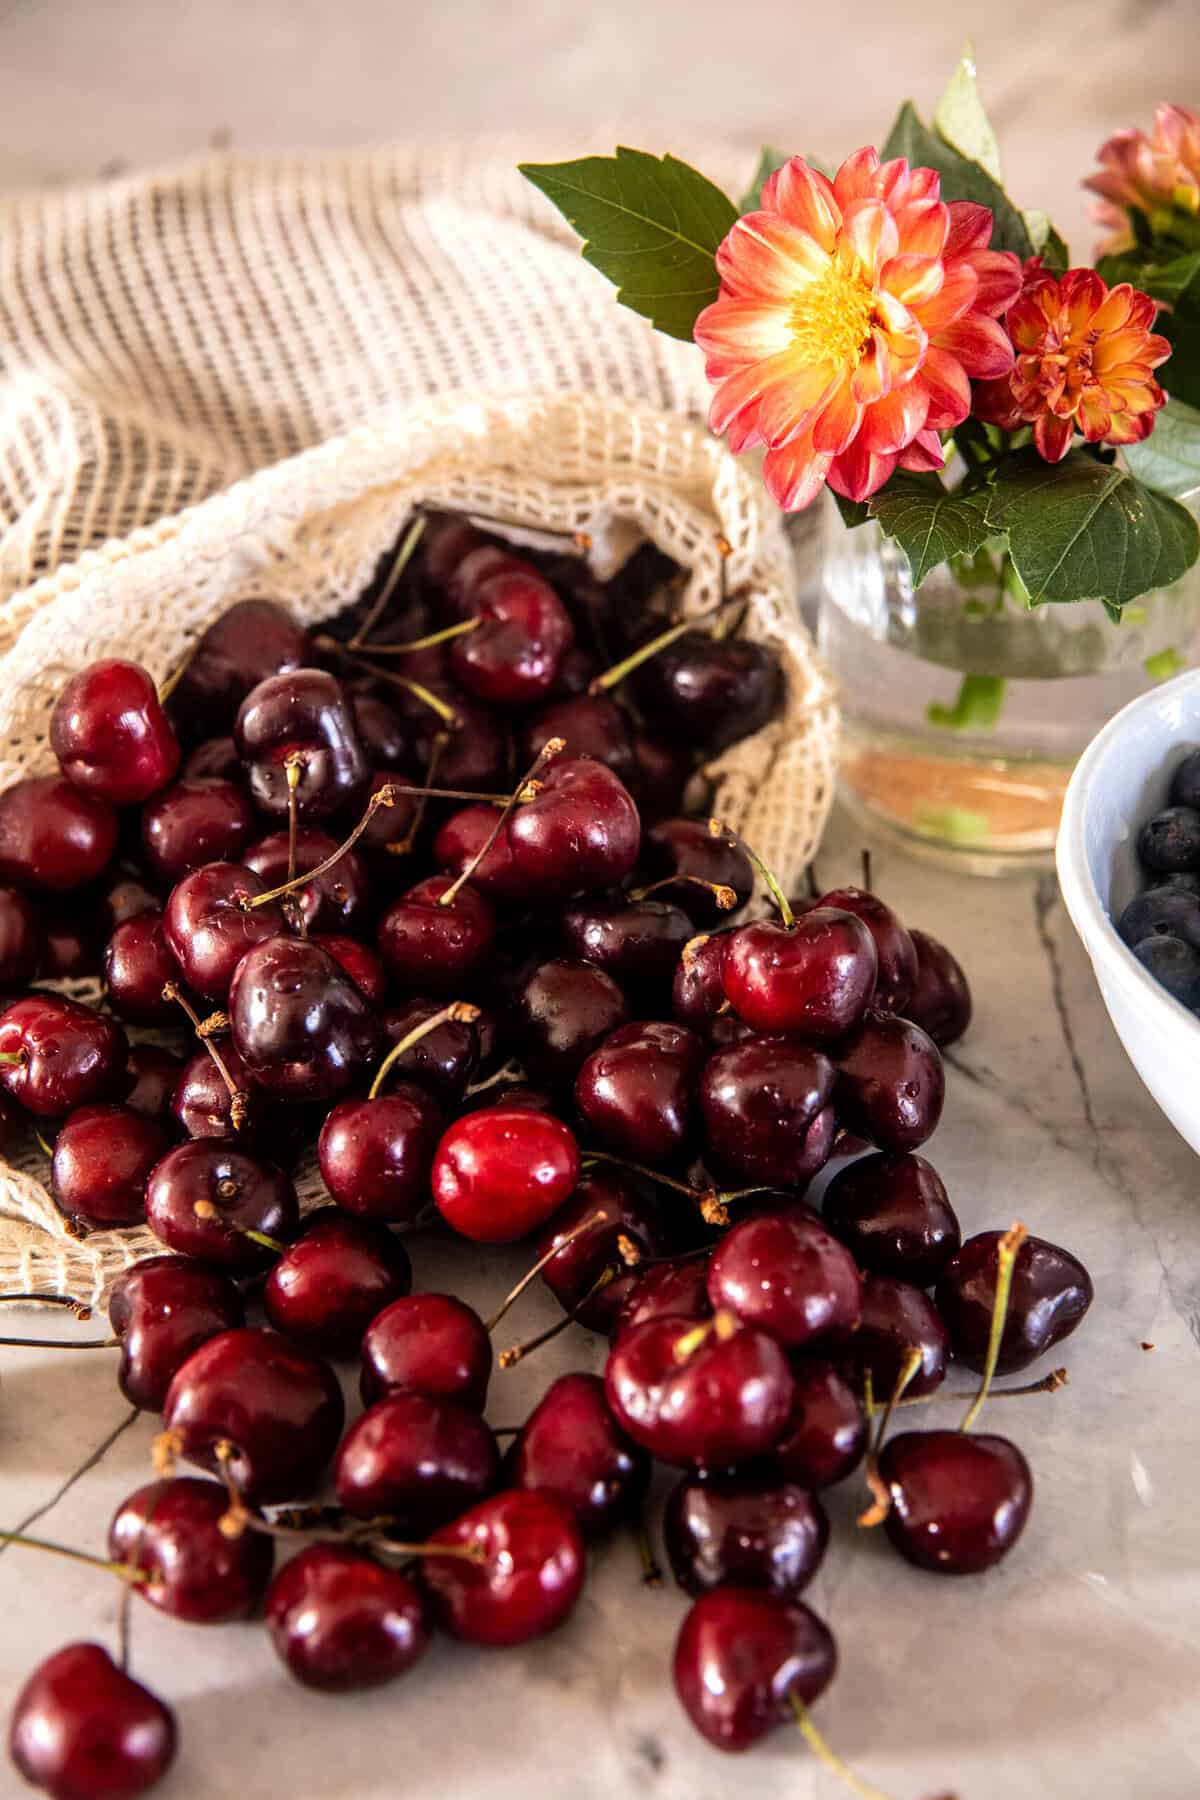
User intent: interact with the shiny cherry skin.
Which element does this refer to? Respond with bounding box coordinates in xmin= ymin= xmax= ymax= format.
xmin=108 ymin=1254 xmax=244 ymax=1411
xmin=243 ymin=828 xmax=370 ymax=934
xmin=611 ymin=1258 xmax=713 ymax=1341
xmin=263 ymin=1208 xmax=412 ymax=1355
xmin=172 ymin=598 xmax=305 ymax=736
xmin=163 ymin=860 xmax=285 ymax=1001
xmin=235 ymin=667 xmax=369 ymax=821
xmin=534 ymin=1168 xmax=665 ymax=1332
xmin=361 ymin=1293 xmax=492 ymax=1411
xmin=449 ymin=570 xmax=574 ymax=706
xmin=822 ymin=1151 xmax=961 ymax=1286
xmin=672 ymin=929 xmax=731 ymax=1033
xmin=0 ymin=995 xmax=127 ymax=1117
xmin=10 ymin=1642 xmax=177 ymax=1800
xmin=519 ymin=693 xmax=636 ymax=786
xmin=707 ymin=1212 xmax=862 ymax=1350
xmin=506 ymin=1371 xmax=650 ymax=1536
xmin=52 ymin=1103 xmax=167 ymax=1228
xmin=50 ymin=658 xmax=180 ymax=805
xmin=0 ymin=776 xmax=118 ymax=892
xmin=420 ymin=697 xmax=510 ymax=796
xmin=141 ymin=777 xmax=256 ymax=883
xmin=422 ymin=1489 xmax=586 ymax=1647
xmin=815 ymin=884 xmax=917 ymax=1012
xmin=379 ymin=999 xmax=488 ymax=1104
xmin=606 ymin=1313 xmax=794 ymax=1467
xmin=0 ymin=884 xmax=42 ymax=986
xmin=664 ymin=1472 xmax=828 ymax=1599
xmin=145 ymin=1137 xmax=299 ymax=1272
xmin=103 ymin=912 xmax=180 ymax=1023
xmin=904 ymin=929 xmax=973 ymax=1047
xmin=698 ymin=1039 xmax=836 ymax=1188
xmin=229 ymin=936 xmax=382 ymax=1101
xmin=509 ymin=957 xmax=630 ymax=1087
xmin=318 ymin=1084 xmax=444 ymax=1225
xmin=352 ymin=692 xmax=408 ymax=768
xmin=314 ymin=933 xmax=387 ymax=1003
xmin=506 ymin=758 xmax=641 ymax=902
xmin=377 ymin=875 xmax=495 ymax=994
xmin=770 ymin=1359 xmax=866 ymax=1489
xmin=842 ymin=1274 xmax=949 ymax=1399
xmin=168 ymin=1044 xmax=292 ymax=1161
xmin=674 ymin=1587 xmax=835 ymax=1753
xmin=834 ymin=1010 xmax=945 ymax=1152
xmin=335 ymin=1392 xmax=499 ymax=1531
xmin=266 ymin=1544 xmax=430 ymax=1692
xmin=432 ymin=1105 xmax=580 ymax=1243
xmin=162 ymin=1326 xmax=344 ymax=1504
xmin=640 ymin=818 xmax=753 ymax=925
xmin=575 ymin=1020 xmax=704 ymax=1164
xmin=122 ymin=1045 xmax=183 ymax=1125
xmin=109 ymin=1476 xmax=274 ymax=1622
xmin=561 ymin=896 xmax=693 ymax=997
xmin=935 ymin=1231 xmax=1094 ymax=1375
xmin=444 ymin=542 xmax=528 ymax=611
xmin=630 ymin=733 xmax=693 ymax=822
xmin=182 ymin=735 xmax=241 ymax=780
xmin=353 ymin=768 xmax=418 ymax=856
xmin=722 ymin=908 xmax=878 ymax=1041
xmin=433 ymin=802 xmax=526 ymax=904
xmin=634 ymin=630 xmax=782 ymax=753
xmin=879 ymin=1430 xmax=1033 ymax=1574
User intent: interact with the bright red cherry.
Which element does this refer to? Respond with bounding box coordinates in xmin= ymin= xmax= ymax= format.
xmin=664 ymin=1472 xmax=829 ymax=1598
xmin=506 ymin=1371 xmax=650 ymax=1536
xmin=109 ymin=1476 xmax=273 ymax=1622
xmin=878 ymin=1430 xmax=1033 ymax=1573
xmin=815 ymin=884 xmax=917 ymax=1012
xmin=108 ymin=1255 xmax=244 ymax=1411
xmin=722 ymin=907 xmax=878 ymax=1041
xmin=0 ymin=884 xmax=43 ymax=986
xmin=172 ymin=599 xmax=305 ymax=736
xmin=422 ymin=1490 xmax=586 ymax=1647
xmin=50 ymin=658 xmax=180 ymax=805
xmin=605 ymin=1312 xmax=794 ymax=1467
xmin=334 ymin=1393 xmax=500 ymax=1531
xmin=52 ymin=1103 xmax=167 ymax=1228
xmin=770 ymin=1359 xmax=866 ymax=1489
xmin=707 ymin=1212 xmax=862 ymax=1350
xmin=905 ymin=928 xmax=973 ymax=1046
xmin=822 ymin=1151 xmax=961 ymax=1286
xmin=432 ymin=1105 xmax=580 ymax=1243
xmin=673 ymin=1587 xmax=835 ymax=1753
xmin=229 ymin=936 xmax=382 ymax=1102
xmin=0 ymin=776 xmax=118 ymax=892
xmin=103 ymin=912 xmax=180 ymax=1023
xmin=505 ymin=759 xmax=641 ymax=901
xmin=698 ymin=1040 xmax=836 ymax=1188
xmin=263 ymin=1209 xmax=412 ymax=1355
xmin=314 ymin=933 xmax=388 ymax=1003
xmin=266 ymin=1544 xmax=431 ymax=1691
xmin=145 ymin=1137 xmax=299 ymax=1271
xmin=449 ymin=570 xmax=574 ymax=706
xmin=377 ymin=875 xmax=495 ymax=994
xmin=575 ymin=1020 xmax=704 ymax=1163
xmin=10 ymin=1642 xmax=177 ymax=1800
xmin=0 ymin=995 xmax=127 ymax=1116
xmin=834 ymin=1010 xmax=945 ymax=1152
xmin=235 ymin=667 xmax=370 ymax=821
xmin=935 ymin=1231 xmax=1094 ymax=1375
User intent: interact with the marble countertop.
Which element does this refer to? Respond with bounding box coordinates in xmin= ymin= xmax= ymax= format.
xmin=3 ymin=802 xmax=1199 ymax=1800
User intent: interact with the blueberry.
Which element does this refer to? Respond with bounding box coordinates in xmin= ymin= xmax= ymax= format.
xmin=1132 ymin=934 xmax=1200 ymax=1008
xmin=1169 ymin=750 xmax=1200 ymax=812
xmin=1116 ymin=885 xmax=1200 ymax=951
xmin=1137 ymin=805 xmax=1200 ymax=874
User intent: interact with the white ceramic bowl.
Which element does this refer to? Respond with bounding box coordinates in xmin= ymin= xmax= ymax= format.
xmin=1057 ymin=666 xmax=1200 ymax=1154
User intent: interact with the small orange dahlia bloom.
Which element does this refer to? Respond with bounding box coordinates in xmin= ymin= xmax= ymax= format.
xmin=1085 ymin=104 xmax=1200 ymax=257
xmin=973 ymin=264 xmax=1170 ymax=464
xmin=693 ymin=150 xmax=1023 ymax=510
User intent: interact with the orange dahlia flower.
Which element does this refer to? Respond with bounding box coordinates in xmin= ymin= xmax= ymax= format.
xmin=973 ymin=264 xmax=1170 ymax=464
xmin=1085 ymin=104 xmax=1200 ymax=257
xmin=693 ymin=150 xmax=1022 ymax=509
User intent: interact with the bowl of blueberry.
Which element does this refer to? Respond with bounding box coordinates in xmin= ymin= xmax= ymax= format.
xmin=1058 ymin=665 xmax=1200 ymax=1153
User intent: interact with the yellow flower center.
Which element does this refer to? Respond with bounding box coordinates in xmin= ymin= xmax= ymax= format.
xmin=790 ymin=265 xmax=876 ymax=369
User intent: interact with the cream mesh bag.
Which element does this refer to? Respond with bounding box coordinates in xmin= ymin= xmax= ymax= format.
xmin=0 ymin=144 xmax=838 ymax=1304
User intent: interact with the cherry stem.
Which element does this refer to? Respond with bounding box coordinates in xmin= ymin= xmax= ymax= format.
xmin=349 ymin=514 xmax=427 ymax=650
xmin=316 ymin=640 xmax=461 ymax=727
xmin=0 ymin=1335 xmax=117 ymax=1350
xmin=34 ymin=1128 xmax=55 ymax=1159
xmin=0 ymin=1530 xmax=150 ymax=1585
xmin=867 ymin=1366 xmax=1069 ymax=1417
xmin=483 ymin=1213 xmax=609 ymax=1334
xmin=858 ymin=1348 xmax=924 ymax=1528
xmin=0 ymin=1293 xmax=92 ymax=1319
xmin=368 ymin=1002 xmax=481 ymax=1101
xmin=588 ymin=590 xmax=744 ymax=696
xmin=0 ymin=1050 xmax=26 ymax=1065
xmin=627 ymin=874 xmax=739 ymax=911
xmin=788 ymin=1695 xmax=896 ymax=1800
xmin=348 ymin=616 xmax=481 ymax=657
xmin=579 ymin=1150 xmax=758 ymax=1226
xmin=497 ymin=1267 xmax=616 ymax=1369
xmin=709 ymin=818 xmax=794 ymax=929
xmin=633 ymin=1511 xmax=663 ymax=1588
xmin=162 ymin=983 xmax=249 ymax=1130
xmin=156 ymin=642 xmax=197 ymax=706
xmin=437 ymin=740 xmax=562 ymax=908
xmin=463 ymin=1058 xmax=525 ymax=1097
xmin=192 ymin=1199 xmax=285 ymax=1255
xmin=672 ymin=1310 xmax=738 ymax=1365
xmin=284 ymin=752 xmax=305 ymax=890
xmin=388 ymin=730 xmax=446 ymax=859
xmin=960 ymin=1221 xmax=1027 ymax=1433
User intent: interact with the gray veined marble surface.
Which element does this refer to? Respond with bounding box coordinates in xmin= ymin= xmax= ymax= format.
xmin=2 ymin=802 xmax=1199 ymax=1800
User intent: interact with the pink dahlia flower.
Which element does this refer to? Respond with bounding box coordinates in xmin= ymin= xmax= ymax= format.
xmin=1085 ymin=104 xmax=1200 ymax=257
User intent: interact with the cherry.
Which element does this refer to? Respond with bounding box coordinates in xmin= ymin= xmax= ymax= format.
xmin=361 ymin=1293 xmax=492 ymax=1411
xmin=318 ymin=1015 xmax=451 ymax=1222
xmin=182 ymin=735 xmax=241 ymax=780
xmin=822 ymin=1151 xmax=961 ymax=1286
xmin=377 ymin=875 xmax=495 ymax=993
xmin=605 ymin=1311 xmax=794 ymax=1467
xmin=314 ymin=933 xmax=387 ymax=1003
xmin=449 ymin=570 xmax=574 ymax=706
xmin=432 ymin=1105 xmax=580 ymax=1242
xmin=172 ymin=598 xmax=305 ymax=736
xmin=630 ymin=630 xmax=782 ymax=753
xmin=379 ymin=998 xmax=485 ymax=1103
xmin=815 ymin=883 xmax=917 ymax=1013
xmin=770 ymin=1359 xmax=866 ymax=1489
xmin=422 ymin=1489 xmax=586 ymax=1647
xmin=698 ymin=1039 xmax=836 ymax=1187
xmin=168 ymin=1044 xmax=287 ymax=1154
xmin=0 ymin=995 xmax=127 ymax=1117
xmin=229 ymin=936 xmax=382 ymax=1101
xmin=140 ymin=778 xmax=256 ymax=883
xmin=707 ymin=1212 xmax=862 ymax=1350
xmin=161 ymin=1326 xmax=344 ymax=1504
xmin=352 ymin=692 xmax=409 ymax=768
xmin=0 ymin=884 xmax=42 ymax=986
xmin=843 ymin=1274 xmax=948 ymax=1402
xmin=834 ymin=1011 xmax=945 ymax=1152
xmin=108 ymin=1255 xmax=244 ymax=1411
xmin=630 ymin=734 xmax=693 ymax=822
xmin=575 ymin=1021 xmax=704 ymax=1163
xmin=640 ymin=818 xmax=753 ymax=925
xmin=99 ymin=871 xmax=160 ymax=932
xmin=263 ymin=1208 xmax=412 ymax=1355
xmin=560 ymin=896 xmax=693 ymax=996
xmin=0 ymin=776 xmax=118 ymax=892
xmin=534 ymin=1168 xmax=665 ymax=1331
xmin=509 ymin=958 xmax=630 ymax=1087
xmin=266 ymin=1544 xmax=431 ymax=1692
xmin=505 ymin=759 xmax=640 ymax=901
xmin=162 ymin=861 xmax=286 ymax=1001
xmin=445 ymin=543 xmax=532 ymax=613
xmin=423 ymin=700 xmax=510 ymax=796
xmin=904 ymin=928 xmax=972 ymax=1047
xmin=664 ymin=1472 xmax=829 ymax=1598
xmin=52 ymin=1104 xmax=168 ymax=1229
xmin=145 ymin=1137 xmax=299 ymax=1271
xmin=723 ymin=908 xmax=878 ymax=1041
xmin=243 ymin=828 xmax=369 ymax=934
xmin=878 ymin=1430 xmax=1033 ymax=1573
xmin=506 ymin=1371 xmax=650 ymax=1536
xmin=519 ymin=693 xmax=636 ymax=786
xmin=935 ymin=1231 xmax=1094 ymax=1375
xmin=39 ymin=905 xmax=101 ymax=979
xmin=109 ymin=1476 xmax=274 ymax=1622
xmin=10 ymin=1642 xmax=177 ymax=1799
xmin=122 ymin=1045 xmax=183 ymax=1125
xmin=235 ymin=667 xmax=369 ymax=820
xmin=673 ymin=1587 xmax=835 ymax=1752
xmin=103 ymin=912 xmax=180 ymax=1023
xmin=427 ymin=519 xmax=491 ymax=588
xmin=50 ymin=658 xmax=180 ymax=806
xmin=433 ymin=802 xmax=526 ymax=904
xmin=611 ymin=1258 xmax=712 ymax=1341
xmin=671 ymin=929 xmax=731 ymax=1034
xmin=335 ymin=1393 xmax=500 ymax=1530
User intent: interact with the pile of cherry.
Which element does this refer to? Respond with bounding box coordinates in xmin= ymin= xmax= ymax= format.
xmin=0 ymin=514 xmax=1096 ymax=1800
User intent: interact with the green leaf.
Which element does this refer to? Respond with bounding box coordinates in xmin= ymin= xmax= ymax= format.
xmin=933 ymin=45 xmax=1002 ymax=182
xmin=1024 ymin=212 xmax=1069 ymax=272
xmin=739 ymin=147 xmax=790 ymax=213
xmin=984 ymin=448 xmax=1200 ymax=606
xmin=867 ymin=472 xmax=995 ymax=587
xmin=1159 ymin=261 xmax=1200 ymax=410
xmin=834 ymin=495 xmax=871 ymax=529
xmin=882 ymin=102 xmax=1033 ymax=261
xmin=519 ymin=149 xmax=738 ymax=342
xmin=1144 ymin=646 xmax=1187 ymax=682
xmin=1124 ymin=396 xmax=1200 ymax=499
xmin=1096 ymin=249 xmax=1200 ymax=303
xmin=927 ymin=673 xmax=1008 ymax=732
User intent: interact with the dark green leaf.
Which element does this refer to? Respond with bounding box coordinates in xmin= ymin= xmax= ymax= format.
xmin=882 ymin=102 xmax=1033 ymax=260
xmin=1096 ymin=249 xmax=1200 ymax=303
xmin=1159 ymin=260 xmax=1200 ymax=409
xmin=834 ymin=495 xmax=871 ymax=529
xmin=739 ymin=147 xmax=790 ymax=213
xmin=867 ymin=472 xmax=995 ymax=587
xmin=933 ymin=46 xmax=1002 ymax=181
xmin=519 ymin=149 xmax=738 ymax=342
xmin=1124 ymin=397 xmax=1200 ymax=499
xmin=1025 ymin=213 xmax=1069 ymax=272
xmin=927 ymin=673 xmax=1008 ymax=731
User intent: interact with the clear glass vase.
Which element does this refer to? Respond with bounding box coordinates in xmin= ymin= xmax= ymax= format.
xmin=816 ymin=512 xmax=1200 ymax=874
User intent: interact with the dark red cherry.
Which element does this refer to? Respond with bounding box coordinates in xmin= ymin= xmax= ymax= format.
xmin=379 ymin=998 xmax=485 ymax=1104
xmin=534 ymin=1168 xmax=665 ymax=1331
xmin=433 ymin=802 xmax=526 ymax=905
xmin=377 ymin=875 xmax=495 ymax=994
xmin=561 ymin=896 xmax=693 ymax=997
xmin=145 ymin=1137 xmax=299 ymax=1271
xmin=935 ymin=1231 xmax=1094 ymax=1375
xmin=905 ymin=928 xmax=973 ymax=1047
xmin=162 ymin=861 xmax=284 ymax=1003
xmin=172 ymin=599 xmax=305 ymax=736
xmin=109 ymin=1476 xmax=273 ymax=1622
xmin=506 ymin=1371 xmax=651 ymax=1536
xmin=168 ymin=1044 xmax=290 ymax=1157
xmin=352 ymin=693 xmax=408 ymax=768
xmin=664 ymin=1472 xmax=828 ymax=1598
xmin=427 ymin=519 xmax=490 ymax=588
xmin=432 ymin=1105 xmax=580 ymax=1243
xmin=698 ymin=1039 xmax=836 ymax=1187
xmin=319 ymin=1084 xmax=444 ymax=1224
xmin=141 ymin=778 xmax=256 ymax=883
xmin=633 ymin=630 xmax=782 ymax=753
xmin=103 ymin=912 xmax=180 ymax=1023
xmin=122 ymin=1045 xmax=183 ymax=1125
xmin=108 ymin=1254 xmax=244 ymax=1411
xmin=266 ymin=1544 xmax=430 ymax=1692
xmin=10 ymin=1642 xmax=177 ymax=1800
xmin=611 ymin=1258 xmax=713 ymax=1341
xmin=722 ymin=909 xmax=878 ymax=1040
xmin=182 ymin=735 xmax=241 ymax=781
xmin=0 ymin=884 xmax=42 ymax=986
xmin=707 ymin=1212 xmax=862 ymax=1350
xmin=630 ymin=734 xmax=693 ymax=823
xmin=506 ymin=758 xmax=641 ymax=901
xmin=235 ymin=667 xmax=369 ymax=821
xmin=509 ymin=957 xmax=630 ymax=1087
xmin=423 ymin=699 xmax=511 ymax=796
xmin=606 ymin=1312 xmax=794 ymax=1467
xmin=0 ymin=995 xmax=127 ymax=1116
xmin=335 ymin=1393 xmax=499 ymax=1530
xmin=822 ymin=1151 xmax=961 ymax=1286
xmin=878 ymin=1430 xmax=1033 ymax=1573
xmin=833 ymin=1010 xmax=945 ymax=1152
xmin=671 ymin=929 xmax=731 ymax=1034
xmin=423 ymin=1489 xmax=586 ymax=1647
xmin=353 ymin=769 xmax=418 ymax=857
xmin=640 ymin=818 xmax=753 ymax=925
xmin=39 ymin=904 xmax=100 ymax=979
xmin=50 ymin=658 xmax=180 ymax=805
xmin=450 ymin=570 xmax=574 ymax=706
xmin=263 ymin=1208 xmax=412 ymax=1355
xmin=575 ymin=1020 xmax=704 ymax=1164
xmin=229 ymin=936 xmax=382 ymax=1101
xmin=162 ymin=1326 xmax=344 ymax=1504
xmin=0 ymin=776 xmax=118 ymax=892
xmin=519 ymin=694 xmax=636 ymax=786
xmin=243 ymin=828 xmax=369 ymax=935
xmin=815 ymin=884 xmax=917 ymax=1012
xmin=673 ymin=1587 xmax=835 ymax=1752
xmin=444 ymin=543 xmax=529 ymax=613
xmin=770 ymin=1359 xmax=866 ymax=1489
xmin=52 ymin=1103 xmax=167 ymax=1228
xmin=314 ymin=933 xmax=387 ymax=1003
xmin=361 ymin=1293 xmax=492 ymax=1411
xmin=842 ymin=1274 xmax=949 ymax=1399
